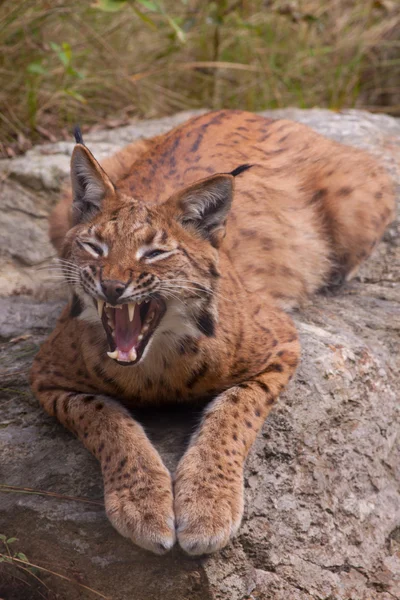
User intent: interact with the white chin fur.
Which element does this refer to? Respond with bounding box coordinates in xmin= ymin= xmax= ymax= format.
xmin=153 ymin=297 xmax=201 ymax=341
xmin=78 ymin=300 xmax=101 ymax=325
xmin=137 ymin=298 xmax=204 ymax=371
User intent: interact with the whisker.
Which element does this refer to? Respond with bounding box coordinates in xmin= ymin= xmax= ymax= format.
xmin=160 ymin=282 xmax=214 ymax=296
xmin=36 ymin=265 xmax=82 ymax=274
xmin=166 ymin=277 xmax=214 ymax=289
xmin=159 ymin=283 xmax=210 ymax=298
xmin=168 ymin=278 xmax=234 ymax=299
xmin=40 ymin=269 xmax=81 ymax=276
xmin=56 ymin=258 xmax=80 ymax=266
xmin=47 ymin=261 xmax=80 ymax=268
xmin=43 ymin=276 xmax=80 ymax=282
xmin=162 ymin=280 xmax=235 ymax=304
xmin=159 ymin=290 xmax=199 ymax=321
xmin=161 ymin=285 xmax=209 ymax=294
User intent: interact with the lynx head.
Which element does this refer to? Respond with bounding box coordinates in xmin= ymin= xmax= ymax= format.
xmin=61 ymin=130 xmax=250 ymax=367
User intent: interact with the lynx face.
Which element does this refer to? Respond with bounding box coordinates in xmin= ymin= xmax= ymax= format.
xmin=61 ymin=141 xmax=239 ymax=366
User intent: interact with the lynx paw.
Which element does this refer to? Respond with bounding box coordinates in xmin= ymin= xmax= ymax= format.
xmin=104 ymin=465 xmax=175 ymax=554
xmin=174 ymin=448 xmax=244 ymax=555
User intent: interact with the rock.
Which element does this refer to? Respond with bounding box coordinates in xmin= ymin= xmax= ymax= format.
xmin=0 ymin=109 xmax=399 ymax=600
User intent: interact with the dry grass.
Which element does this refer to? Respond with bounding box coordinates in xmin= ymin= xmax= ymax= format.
xmin=0 ymin=0 xmax=399 ymax=156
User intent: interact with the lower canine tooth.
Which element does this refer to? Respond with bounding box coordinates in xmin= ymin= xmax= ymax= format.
xmin=128 ymin=348 xmax=137 ymax=361
xmin=107 ymin=350 xmax=119 ymax=359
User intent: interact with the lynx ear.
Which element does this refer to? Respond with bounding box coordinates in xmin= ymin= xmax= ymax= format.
xmin=71 ymin=142 xmax=115 ymax=225
xmin=172 ymin=174 xmax=234 ymax=248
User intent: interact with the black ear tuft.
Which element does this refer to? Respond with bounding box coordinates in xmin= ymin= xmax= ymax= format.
xmin=73 ymin=125 xmax=84 ymax=145
xmin=229 ymin=164 xmax=252 ymax=177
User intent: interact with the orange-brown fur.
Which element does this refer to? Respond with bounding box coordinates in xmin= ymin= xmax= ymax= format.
xmin=30 ymin=110 xmax=395 ymax=555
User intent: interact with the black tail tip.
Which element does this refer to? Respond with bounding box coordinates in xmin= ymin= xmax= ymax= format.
xmin=73 ymin=125 xmax=84 ymax=145
xmin=230 ymin=164 xmax=253 ymax=177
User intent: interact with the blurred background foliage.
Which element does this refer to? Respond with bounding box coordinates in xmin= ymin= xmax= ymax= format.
xmin=0 ymin=0 xmax=399 ymax=156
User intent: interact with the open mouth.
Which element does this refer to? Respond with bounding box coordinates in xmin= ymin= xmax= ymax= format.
xmin=95 ymin=298 xmax=166 ymax=365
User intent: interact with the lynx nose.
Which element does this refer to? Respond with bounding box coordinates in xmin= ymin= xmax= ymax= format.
xmin=101 ymin=279 xmax=126 ymax=305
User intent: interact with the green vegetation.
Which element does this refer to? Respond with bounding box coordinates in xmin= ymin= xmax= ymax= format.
xmin=0 ymin=0 xmax=399 ymax=156
xmin=0 ymin=534 xmax=31 ymax=568
xmin=0 ymin=533 xmax=110 ymax=598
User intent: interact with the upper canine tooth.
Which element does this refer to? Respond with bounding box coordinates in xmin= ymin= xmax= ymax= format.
xmin=97 ymin=299 xmax=104 ymax=318
xmin=128 ymin=303 xmax=135 ymax=322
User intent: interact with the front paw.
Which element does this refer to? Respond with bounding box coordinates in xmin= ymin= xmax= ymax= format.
xmin=104 ymin=463 xmax=175 ymax=555
xmin=174 ymin=447 xmax=244 ymax=555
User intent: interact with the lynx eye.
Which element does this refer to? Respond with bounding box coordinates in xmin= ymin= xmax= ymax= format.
xmin=144 ymin=249 xmax=167 ymax=259
xmin=137 ymin=245 xmax=178 ymax=262
xmin=79 ymin=240 xmax=104 ymax=257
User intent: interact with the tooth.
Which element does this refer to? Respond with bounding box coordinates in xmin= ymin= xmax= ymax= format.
xmin=138 ymin=334 xmax=143 ymax=342
xmin=116 ymin=355 xmax=129 ymax=362
xmin=97 ymin=299 xmax=104 ymax=318
xmin=128 ymin=303 xmax=135 ymax=322
xmin=128 ymin=347 xmax=137 ymax=362
xmin=107 ymin=350 xmax=118 ymax=359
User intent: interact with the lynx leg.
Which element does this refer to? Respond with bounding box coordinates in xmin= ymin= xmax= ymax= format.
xmin=30 ymin=376 xmax=175 ymax=554
xmin=175 ymin=344 xmax=299 ymax=555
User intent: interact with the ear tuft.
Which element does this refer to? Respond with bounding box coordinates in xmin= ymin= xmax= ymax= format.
xmin=71 ymin=145 xmax=115 ymax=225
xmin=73 ymin=125 xmax=84 ymax=145
xmin=174 ymin=174 xmax=234 ymax=248
xmin=229 ymin=164 xmax=252 ymax=177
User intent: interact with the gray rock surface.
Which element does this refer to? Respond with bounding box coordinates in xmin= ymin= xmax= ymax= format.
xmin=0 ymin=109 xmax=399 ymax=600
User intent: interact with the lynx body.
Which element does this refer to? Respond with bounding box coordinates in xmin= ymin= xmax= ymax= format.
xmin=30 ymin=110 xmax=395 ymax=555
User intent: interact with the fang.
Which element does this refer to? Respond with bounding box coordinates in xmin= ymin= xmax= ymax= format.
xmin=128 ymin=303 xmax=135 ymax=322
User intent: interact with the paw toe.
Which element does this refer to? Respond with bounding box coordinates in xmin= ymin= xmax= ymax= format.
xmin=105 ymin=491 xmax=175 ymax=554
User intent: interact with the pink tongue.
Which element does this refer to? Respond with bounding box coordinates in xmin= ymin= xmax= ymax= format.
xmin=114 ymin=305 xmax=141 ymax=352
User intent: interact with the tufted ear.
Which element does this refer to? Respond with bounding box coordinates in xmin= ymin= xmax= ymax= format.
xmin=70 ymin=141 xmax=115 ymax=225
xmin=171 ymin=174 xmax=235 ymax=248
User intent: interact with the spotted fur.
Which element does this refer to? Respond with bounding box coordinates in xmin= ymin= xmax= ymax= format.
xmin=30 ymin=110 xmax=395 ymax=555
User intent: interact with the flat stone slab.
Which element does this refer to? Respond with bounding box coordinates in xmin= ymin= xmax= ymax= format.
xmin=0 ymin=109 xmax=399 ymax=600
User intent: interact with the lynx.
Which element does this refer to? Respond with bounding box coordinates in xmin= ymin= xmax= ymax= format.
xmin=30 ymin=110 xmax=395 ymax=555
